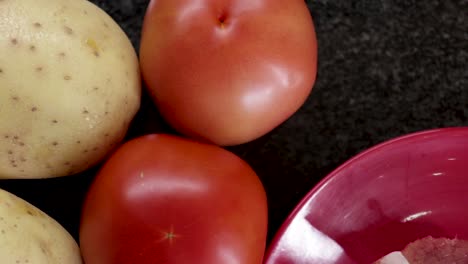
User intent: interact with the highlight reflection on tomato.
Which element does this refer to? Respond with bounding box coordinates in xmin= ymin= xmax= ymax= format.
xmin=79 ymin=134 xmax=268 ymax=264
xmin=140 ymin=0 xmax=318 ymax=146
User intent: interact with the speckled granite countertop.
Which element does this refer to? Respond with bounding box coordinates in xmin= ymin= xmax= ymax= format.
xmin=1 ymin=0 xmax=466 ymax=245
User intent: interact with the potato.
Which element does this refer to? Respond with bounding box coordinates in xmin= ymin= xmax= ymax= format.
xmin=0 ymin=188 xmax=82 ymax=263
xmin=0 ymin=0 xmax=141 ymax=178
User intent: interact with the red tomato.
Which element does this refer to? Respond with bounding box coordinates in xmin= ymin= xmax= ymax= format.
xmin=140 ymin=0 xmax=317 ymax=146
xmin=79 ymin=134 xmax=268 ymax=264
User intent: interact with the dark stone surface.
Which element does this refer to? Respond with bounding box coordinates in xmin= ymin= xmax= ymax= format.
xmin=0 ymin=0 xmax=466 ymax=254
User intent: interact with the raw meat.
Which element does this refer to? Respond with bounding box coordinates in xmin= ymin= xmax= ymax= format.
xmin=373 ymin=236 xmax=468 ymax=264
xmin=402 ymin=236 xmax=468 ymax=264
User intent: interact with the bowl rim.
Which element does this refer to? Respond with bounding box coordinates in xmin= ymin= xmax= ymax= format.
xmin=265 ymin=126 xmax=468 ymax=259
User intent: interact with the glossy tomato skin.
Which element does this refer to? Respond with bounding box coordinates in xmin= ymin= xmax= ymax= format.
xmin=140 ymin=0 xmax=317 ymax=146
xmin=79 ymin=134 xmax=268 ymax=264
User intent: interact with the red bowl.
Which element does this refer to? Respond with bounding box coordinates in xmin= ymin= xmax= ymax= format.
xmin=264 ymin=127 xmax=468 ymax=264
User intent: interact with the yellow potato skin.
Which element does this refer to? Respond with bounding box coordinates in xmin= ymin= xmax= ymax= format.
xmin=0 ymin=0 xmax=141 ymax=178
xmin=0 ymin=188 xmax=82 ymax=263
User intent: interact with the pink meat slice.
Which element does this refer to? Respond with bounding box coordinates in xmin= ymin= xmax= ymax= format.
xmin=402 ymin=236 xmax=468 ymax=264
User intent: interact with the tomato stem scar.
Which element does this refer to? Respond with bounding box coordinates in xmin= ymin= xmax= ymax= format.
xmin=217 ymin=11 xmax=228 ymax=28
xmin=158 ymin=225 xmax=180 ymax=244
